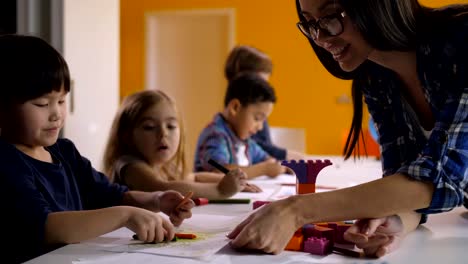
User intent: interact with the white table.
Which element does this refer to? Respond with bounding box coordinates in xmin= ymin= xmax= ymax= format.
xmin=26 ymin=157 xmax=468 ymax=264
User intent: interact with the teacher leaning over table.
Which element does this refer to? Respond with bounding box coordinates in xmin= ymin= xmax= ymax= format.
xmin=228 ymin=0 xmax=468 ymax=258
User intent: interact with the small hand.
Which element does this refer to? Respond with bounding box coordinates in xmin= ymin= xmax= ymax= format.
xmin=262 ymin=159 xmax=287 ymax=178
xmin=158 ymin=191 xmax=194 ymax=227
xmin=126 ymin=207 xmax=175 ymax=243
xmin=344 ymin=215 xmax=404 ymax=257
xmin=227 ymin=197 xmax=300 ymax=254
xmin=242 ymin=182 xmax=262 ymax=193
xmin=217 ymin=168 xmax=247 ymax=196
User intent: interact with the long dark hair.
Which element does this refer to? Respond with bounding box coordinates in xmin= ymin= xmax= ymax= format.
xmin=295 ymin=0 xmax=468 ymax=159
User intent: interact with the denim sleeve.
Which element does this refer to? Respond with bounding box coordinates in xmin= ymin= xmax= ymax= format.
xmin=195 ymin=131 xmax=232 ymax=171
xmin=249 ymin=139 xmax=270 ymax=164
xmin=252 ymin=122 xmax=287 ymax=160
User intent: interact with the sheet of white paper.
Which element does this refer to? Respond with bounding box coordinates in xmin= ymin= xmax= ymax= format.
xmin=248 ymin=174 xmax=296 ymax=186
xmin=72 ymin=252 xmax=210 ymax=264
xmin=104 ymin=214 xmax=246 ymax=259
xmin=269 ymin=185 xmax=296 ymax=200
xmin=231 ymin=186 xmax=280 ymax=201
xmin=181 ymin=213 xmax=246 ymax=233
xmin=105 ymin=232 xmax=229 ymax=259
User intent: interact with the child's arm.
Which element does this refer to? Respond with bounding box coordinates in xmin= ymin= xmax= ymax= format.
xmin=45 ymin=206 xmax=174 ymax=244
xmin=121 ymin=190 xmax=193 ymax=227
xmin=122 ymin=162 xmax=245 ymax=199
xmin=225 ymin=158 xmax=287 ymax=179
xmin=286 ymin=150 xmax=308 ymax=160
xmin=192 ymin=171 xmax=263 ymax=193
xmin=192 ymin=171 xmax=224 ymax=183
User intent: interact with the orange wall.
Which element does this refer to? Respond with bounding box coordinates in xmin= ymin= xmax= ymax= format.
xmin=120 ymin=0 xmax=464 ymax=155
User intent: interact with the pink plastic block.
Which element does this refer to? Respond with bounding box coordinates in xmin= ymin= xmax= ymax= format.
xmin=312 ymin=226 xmax=335 ymax=246
xmin=193 ymin=198 xmax=209 ymax=206
xmin=252 ymin=200 xmax=271 ymax=210
xmin=327 ymin=222 xmax=339 ymax=242
xmin=336 ymin=223 xmax=354 ymax=244
xmin=303 ymin=237 xmax=332 ymax=255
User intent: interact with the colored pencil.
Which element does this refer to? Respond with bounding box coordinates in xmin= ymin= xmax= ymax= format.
xmin=209 ymin=198 xmax=251 ymax=204
xmin=175 ymin=191 xmax=194 ymax=210
xmin=208 ymin=158 xmax=230 ymax=174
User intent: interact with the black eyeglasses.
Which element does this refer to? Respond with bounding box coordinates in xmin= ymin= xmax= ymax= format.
xmin=296 ymin=11 xmax=346 ymax=40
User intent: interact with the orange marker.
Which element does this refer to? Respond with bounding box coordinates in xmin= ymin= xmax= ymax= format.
xmin=175 ymin=233 xmax=197 ymax=239
xmin=175 ymin=191 xmax=194 ymax=210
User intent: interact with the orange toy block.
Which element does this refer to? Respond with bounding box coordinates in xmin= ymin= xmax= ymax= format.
xmin=285 ymin=232 xmax=304 ymax=251
xmin=315 ymin=222 xmax=330 ymax=228
xmin=297 ymin=183 xmax=316 ymax=194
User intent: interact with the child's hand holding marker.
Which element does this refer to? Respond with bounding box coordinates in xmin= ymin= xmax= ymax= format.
xmin=208 ymin=159 xmax=256 ymax=196
xmin=132 ymin=232 xmax=197 ymax=243
xmin=218 ymin=168 xmax=248 ymax=197
xmin=157 ymin=190 xmax=194 ymax=227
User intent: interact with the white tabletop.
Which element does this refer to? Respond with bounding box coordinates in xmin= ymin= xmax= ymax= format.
xmin=26 ymin=156 xmax=468 ymax=264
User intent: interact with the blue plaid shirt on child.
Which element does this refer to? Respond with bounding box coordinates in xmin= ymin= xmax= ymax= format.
xmin=194 ymin=113 xmax=269 ymax=172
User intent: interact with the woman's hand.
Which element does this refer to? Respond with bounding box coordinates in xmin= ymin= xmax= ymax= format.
xmin=344 ymin=215 xmax=405 ymax=257
xmin=157 ymin=191 xmax=194 ymax=227
xmin=227 ymin=196 xmax=301 ymax=254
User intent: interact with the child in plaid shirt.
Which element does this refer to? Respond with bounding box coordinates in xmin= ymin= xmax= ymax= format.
xmin=194 ymin=73 xmax=287 ymax=179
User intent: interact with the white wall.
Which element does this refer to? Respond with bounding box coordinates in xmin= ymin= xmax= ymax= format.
xmin=145 ymin=10 xmax=234 ymax=170
xmin=63 ymin=0 xmax=119 ymax=170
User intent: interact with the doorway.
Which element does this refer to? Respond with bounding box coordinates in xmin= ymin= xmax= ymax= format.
xmin=145 ymin=9 xmax=235 ymax=171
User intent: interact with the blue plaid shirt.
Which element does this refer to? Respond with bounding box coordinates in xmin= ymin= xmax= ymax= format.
xmin=194 ymin=113 xmax=269 ymax=172
xmin=362 ymin=20 xmax=467 ymax=214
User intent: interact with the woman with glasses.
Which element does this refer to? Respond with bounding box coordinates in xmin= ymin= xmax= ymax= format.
xmin=228 ymin=0 xmax=468 ymax=257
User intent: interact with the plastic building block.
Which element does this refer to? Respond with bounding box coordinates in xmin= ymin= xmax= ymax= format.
xmin=281 ymin=160 xmax=308 ymax=183
xmin=307 ymin=160 xmax=332 ymax=183
xmin=281 ymin=159 xmax=332 ymax=194
xmin=315 ymin=222 xmax=330 ymax=228
xmin=336 ymin=223 xmax=353 ymax=244
xmin=312 ymin=226 xmax=335 ymax=246
xmin=285 ymin=232 xmax=304 ymax=251
xmin=302 ymin=224 xmax=315 ymax=239
xmin=303 ymin=237 xmax=331 ymax=255
xmin=297 ymin=183 xmax=316 ymax=194
xmin=193 ymin=198 xmax=209 ymax=206
xmin=252 ymin=200 xmax=271 ymax=210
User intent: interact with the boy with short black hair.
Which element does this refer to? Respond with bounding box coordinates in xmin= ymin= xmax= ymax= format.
xmin=194 ymin=72 xmax=286 ymax=179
